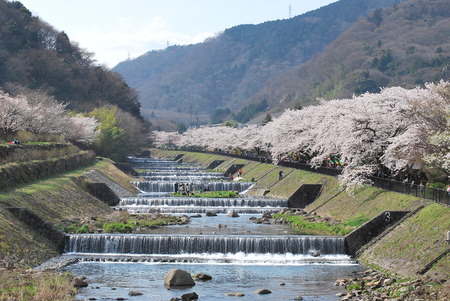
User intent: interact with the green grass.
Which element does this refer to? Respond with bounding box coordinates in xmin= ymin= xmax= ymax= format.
xmin=103 ymin=222 xmax=133 ymax=233
xmin=273 ymin=213 xmax=370 ymax=236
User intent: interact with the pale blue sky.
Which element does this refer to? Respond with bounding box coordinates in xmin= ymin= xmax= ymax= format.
xmin=19 ymin=0 xmax=337 ymax=67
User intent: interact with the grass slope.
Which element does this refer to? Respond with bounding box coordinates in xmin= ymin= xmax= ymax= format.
xmin=0 ymin=158 xmax=133 ymax=267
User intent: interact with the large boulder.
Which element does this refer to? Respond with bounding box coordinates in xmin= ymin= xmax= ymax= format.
xmin=164 ymin=269 xmax=196 ymax=288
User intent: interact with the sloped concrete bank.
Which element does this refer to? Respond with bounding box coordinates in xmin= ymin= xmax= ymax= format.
xmin=151 ymin=149 xmax=449 ymax=282
xmin=0 ymin=156 xmax=138 ymax=268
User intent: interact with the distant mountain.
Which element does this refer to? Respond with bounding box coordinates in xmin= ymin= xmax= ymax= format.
xmin=246 ymin=0 xmax=450 ymax=116
xmin=114 ymin=0 xmax=405 ymax=122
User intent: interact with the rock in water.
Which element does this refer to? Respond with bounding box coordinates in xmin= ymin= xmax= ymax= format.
xmin=164 ymin=269 xmax=196 ymax=288
xmin=253 ymin=289 xmax=272 ymax=294
xmin=227 ymin=211 xmax=240 ymax=217
xmin=73 ymin=276 xmax=88 ymax=288
xmin=225 ymin=292 xmax=245 ymax=297
xmin=192 ymin=273 xmax=212 ymax=281
xmin=181 ymin=292 xmax=198 ymax=300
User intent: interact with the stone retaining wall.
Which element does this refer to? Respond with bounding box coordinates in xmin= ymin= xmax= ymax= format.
xmin=0 ymin=150 xmax=96 ymax=190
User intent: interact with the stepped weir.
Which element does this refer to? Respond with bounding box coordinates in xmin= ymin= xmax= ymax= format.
xmin=65 ymin=234 xmax=345 ymax=255
xmin=60 ymin=156 xmax=360 ymax=301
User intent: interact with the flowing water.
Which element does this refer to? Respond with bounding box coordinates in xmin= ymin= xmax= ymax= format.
xmin=61 ymin=157 xmax=363 ymax=300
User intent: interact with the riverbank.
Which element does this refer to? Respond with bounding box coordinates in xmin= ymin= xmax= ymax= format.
xmin=1 ymin=148 xmax=448 ymax=299
xmin=0 ymin=157 xmax=139 ymax=268
xmin=151 ymin=149 xmax=450 ymax=297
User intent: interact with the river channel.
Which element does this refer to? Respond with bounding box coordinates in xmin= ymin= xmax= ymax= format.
xmin=62 ymin=157 xmax=363 ymax=300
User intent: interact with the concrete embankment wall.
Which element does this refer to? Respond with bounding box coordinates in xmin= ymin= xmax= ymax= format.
xmin=151 ymin=149 xmax=450 ymax=280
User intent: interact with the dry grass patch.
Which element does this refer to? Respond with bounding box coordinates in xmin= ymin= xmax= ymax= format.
xmin=0 ymin=270 xmax=76 ymax=301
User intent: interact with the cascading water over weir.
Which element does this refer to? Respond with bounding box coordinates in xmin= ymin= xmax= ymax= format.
xmin=61 ymin=157 xmax=362 ymax=300
xmin=66 ymin=234 xmax=345 ymax=256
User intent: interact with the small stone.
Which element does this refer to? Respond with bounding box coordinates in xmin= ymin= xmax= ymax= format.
xmin=116 ymin=298 xmax=126 ymax=301
xmin=192 ymin=273 xmax=212 ymax=281
xmin=205 ymin=211 xmax=217 ymax=216
xmin=294 ymin=297 xmax=304 ymax=300
xmin=181 ymin=292 xmax=198 ymax=300
xmin=253 ymin=289 xmax=271 ymax=294
xmin=73 ymin=276 xmax=88 ymax=288
xmin=128 ymin=291 xmax=143 ymax=296
xmin=225 ymin=293 xmax=245 ymax=297
xmin=227 ymin=211 xmax=240 ymax=217
xmin=383 ymin=278 xmax=396 ymax=286
xmin=279 ymin=282 xmax=286 ymax=286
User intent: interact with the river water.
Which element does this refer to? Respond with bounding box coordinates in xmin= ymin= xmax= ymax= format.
xmin=61 ymin=157 xmax=363 ymax=300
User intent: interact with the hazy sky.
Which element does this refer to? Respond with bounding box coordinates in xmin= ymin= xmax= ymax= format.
xmin=19 ymin=0 xmax=337 ymax=68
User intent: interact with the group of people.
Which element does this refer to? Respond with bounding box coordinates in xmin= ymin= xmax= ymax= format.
xmin=174 ymin=182 xmax=211 ymax=196
xmin=229 ymin=169 xmax=244 ymax=180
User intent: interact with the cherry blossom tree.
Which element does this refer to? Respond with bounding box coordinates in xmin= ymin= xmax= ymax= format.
xmin=63 ymin=114 xmax=99 ymax=143
xmin=0 ymin=88 xmax=98 ymax=142
xmin=153 ymin=81 xmax=450 ymax=191
xmin=0 ymin=91 xmax=28 ymax=138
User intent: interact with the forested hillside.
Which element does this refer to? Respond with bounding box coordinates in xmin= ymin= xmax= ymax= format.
xmin=0 ymin=0 xmax=141 ymax=117
xmin=114 ymin=0 xmax=405 ymax=122
xmin=248 ymin=0 xmax=450 ymax=114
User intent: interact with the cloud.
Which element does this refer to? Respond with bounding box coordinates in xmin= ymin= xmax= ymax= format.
xmin=74 ymin=16 xmax=213 ymax=68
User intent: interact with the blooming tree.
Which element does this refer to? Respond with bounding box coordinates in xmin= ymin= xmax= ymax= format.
xmin=153 ymin=81 xmax=450 ymax=191
xmin=0 ymin=88 xmax=98 ymax=142
xmin=0 ymin=91 xmax=28 ymax=138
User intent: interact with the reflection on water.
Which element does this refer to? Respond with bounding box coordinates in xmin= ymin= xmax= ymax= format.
xmin=65 ymin=262 xmax=363 ymax=301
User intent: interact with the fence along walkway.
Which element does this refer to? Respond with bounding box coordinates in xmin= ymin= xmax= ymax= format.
xmin=279 ymin=161 xmax=450 ymax=206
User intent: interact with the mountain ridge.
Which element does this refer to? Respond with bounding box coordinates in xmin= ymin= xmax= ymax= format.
xmin=248 ymin=0 xmax=450 ymax=114
xmin=114 ymin=0 xmax=405 ymax=122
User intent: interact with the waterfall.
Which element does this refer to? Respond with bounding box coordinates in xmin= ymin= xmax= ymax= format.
xmin=139 ymin=176 xmax=227 ymax=182
xmin=121 ymin=207 xmax=283 ymax=214
xmin=65 ymin=234 xmax=346 ymax=255
xmin=119 ymin=197 xmax=288 ymax=208
xmin=132 ymin=181 xmax=254 ymax=193
xmin=139 ymin=171 xmax=225 ymax=178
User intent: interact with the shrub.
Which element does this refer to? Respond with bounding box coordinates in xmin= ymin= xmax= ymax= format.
xmin=103 ymin=222 xmax=133 ymax=233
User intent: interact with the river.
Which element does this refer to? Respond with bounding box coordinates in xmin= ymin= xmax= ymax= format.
xmin=61 ymin=157 xmax=363 ymax=300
